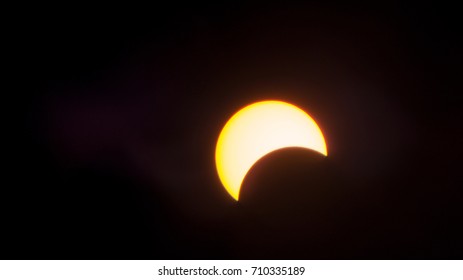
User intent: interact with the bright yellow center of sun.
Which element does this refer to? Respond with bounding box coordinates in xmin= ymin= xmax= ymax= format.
xmin=215 ymin=100 xmax=327 ymax=201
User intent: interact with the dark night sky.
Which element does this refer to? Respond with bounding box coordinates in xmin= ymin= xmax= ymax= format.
xmin=7 ymin=2 xmax=462 ymax=259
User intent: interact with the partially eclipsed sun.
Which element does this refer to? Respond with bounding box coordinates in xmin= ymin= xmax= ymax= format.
xmin=215 ymin=100 xmax=328 ymax=201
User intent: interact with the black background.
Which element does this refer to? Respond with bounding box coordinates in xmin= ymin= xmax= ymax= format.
xmin=7 ymin=1 xmax=462 ymax=259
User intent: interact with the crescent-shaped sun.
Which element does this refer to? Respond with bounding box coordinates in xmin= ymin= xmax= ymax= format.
xmin=215 ymin=100 xmax=328 ymax=201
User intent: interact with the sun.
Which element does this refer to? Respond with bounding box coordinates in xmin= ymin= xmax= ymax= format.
xmin=215 ymin=100 xmax=327 ymax=201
